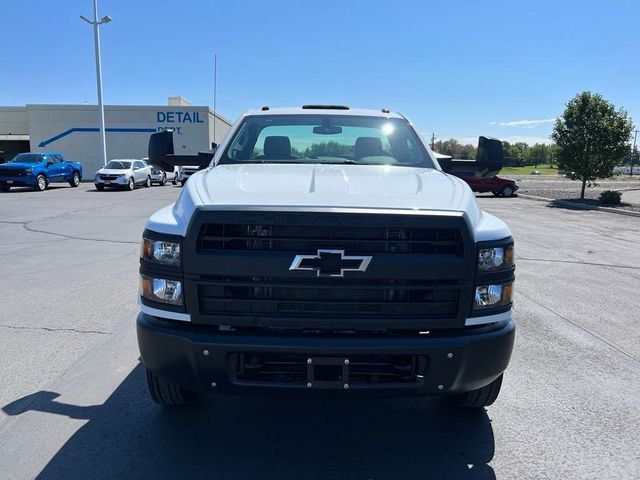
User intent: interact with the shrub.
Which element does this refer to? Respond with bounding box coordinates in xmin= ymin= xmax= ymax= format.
xmin=599 ymin=190 xmax=622 ymax=205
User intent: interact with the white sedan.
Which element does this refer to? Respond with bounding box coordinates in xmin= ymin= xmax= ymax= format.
xmin=94 ymin=159 xmax=153 ymax=191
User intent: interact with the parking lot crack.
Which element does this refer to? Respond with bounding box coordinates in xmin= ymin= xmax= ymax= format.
xmin=0 ymin=324 xmax=110 ymax=335
xmin=517 ymin=256 xmax=640 ymax=270
xmin=518 ymin=290 xmax=640 ymax=364
xmin=21 ymin=224 xmax=139 ymax=244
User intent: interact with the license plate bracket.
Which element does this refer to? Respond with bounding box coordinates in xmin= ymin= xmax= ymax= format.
xmin=307 ymin=357 xmax=349 ymax=389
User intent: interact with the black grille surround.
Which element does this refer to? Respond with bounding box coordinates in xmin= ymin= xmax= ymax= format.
xmin=182 ymin=207 xmax=476 ymax=331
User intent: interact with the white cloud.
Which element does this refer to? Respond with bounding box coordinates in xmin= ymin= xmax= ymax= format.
xmin=493 ymin=118 xmax=556 ymax=128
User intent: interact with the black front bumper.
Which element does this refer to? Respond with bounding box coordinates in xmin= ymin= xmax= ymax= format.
xmin=137 ymin=312 xmax=515 ymax=397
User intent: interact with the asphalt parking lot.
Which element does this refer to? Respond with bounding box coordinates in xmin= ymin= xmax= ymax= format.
xmin=0 ymin=184 xmax=639 ymax=479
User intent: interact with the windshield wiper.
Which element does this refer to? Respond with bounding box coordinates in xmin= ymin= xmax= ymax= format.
xmin=316 ymin=159 xmax=358 ymax=165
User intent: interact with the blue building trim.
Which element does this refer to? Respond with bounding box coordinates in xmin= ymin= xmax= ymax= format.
xmin=38 ymin=127 xmax=156 ymax=147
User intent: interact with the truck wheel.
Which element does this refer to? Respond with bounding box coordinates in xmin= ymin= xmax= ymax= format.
xmin=69 ymin=171 xmax=81 ymax=187
xmin=127 ymin=177 xmax=135 ymax=191
xmin=451 ymin=374 xmax=503 ymax=408
xmin=95 ymin=184 xmax=104 ymax=191
xmin=145 ymin=368 xmax=197 ymax=406
xmin=499 ymin=185 xmax=514 ymax=197
xmin=145 ymin=176 xmax=151 ymax=188
xmin=35 ymin=175 xmax=47 ymax=191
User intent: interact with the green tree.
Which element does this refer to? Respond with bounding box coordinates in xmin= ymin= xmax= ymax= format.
xmin=433 ymin=139 xmax=476 ymax=159
xmin=552 ymin=91 xmax=633 ymax=199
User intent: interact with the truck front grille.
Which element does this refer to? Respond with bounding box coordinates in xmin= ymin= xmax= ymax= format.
xmin=198 ymin=223 xmax=463 ymax=255
xmin=99 ymin=174 xmax=120 ymax=180
xmin=183 ymin=210 xmax=475 ymax=329
xmin=198 ymin=276 xmax=460 ymax=319
xmin=0 ymin=169 xmax=27 ymax=177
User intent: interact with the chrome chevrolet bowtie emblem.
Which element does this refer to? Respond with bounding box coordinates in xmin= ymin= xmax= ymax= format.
xmin=289 ymin=249 xmax=372 ymax=277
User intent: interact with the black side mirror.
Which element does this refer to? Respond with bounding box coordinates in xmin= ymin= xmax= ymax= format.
xmin=476 ymin=136 xmax=504 ymax=164
xmin=438 ymin=158 xmax=452 ymax=173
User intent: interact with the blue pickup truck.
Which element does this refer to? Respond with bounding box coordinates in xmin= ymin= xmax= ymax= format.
xmin=0 ymin=152 xmax=83 ymax=192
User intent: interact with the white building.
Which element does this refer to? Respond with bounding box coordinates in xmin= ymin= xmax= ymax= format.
xmin=0 ymin=97 xmax=231 ymax=176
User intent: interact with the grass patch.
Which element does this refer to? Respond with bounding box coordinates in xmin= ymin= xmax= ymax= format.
xmin=501 ymin=166 xmax=558 ymax=176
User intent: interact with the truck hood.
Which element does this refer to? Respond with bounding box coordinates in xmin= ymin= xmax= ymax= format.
xmin=191 ymin=163 xmax=476 ymax=212
xmin=0 ymin=162 xmax=40 ymax=169
xmin=148 ymin=163 xmax=511 ymax=241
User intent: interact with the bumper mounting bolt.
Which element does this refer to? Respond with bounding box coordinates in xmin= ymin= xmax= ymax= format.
xmin=344 ymin=384 xmax=349 ymax=389
xmin=211 ymin=382 xmax=217 ymax=389
xmin=447 ymin=353 xmax=453 ymax=359
xmin=307 ymin=382 xmax=312 ymax=388
xmin=203 ymin=350 xmax=209 ymax=356
xmin=307 ymin=358 xmax=312 ymax=365
xmin=438 ymin=384 xmax=444 ymax=390
xmin=344 ymin=359 xmax=349 ymax=365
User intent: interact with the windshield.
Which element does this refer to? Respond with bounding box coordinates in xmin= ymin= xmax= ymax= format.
xmin=219 ymin=114 xmax=434 ymax=168
xmin=10 ymin=153 xmax=43 ymax=164
xmin=105 ymin=160 xmax=131 ymax=169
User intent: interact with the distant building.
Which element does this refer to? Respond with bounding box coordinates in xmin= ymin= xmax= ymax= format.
xmin=0 ymin=97 xmax=231 ymax=174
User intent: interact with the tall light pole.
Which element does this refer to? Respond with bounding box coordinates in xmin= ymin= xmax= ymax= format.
xmin=80 ymin=0 xmax=111 ymax=166
xmin=631 ymin=130 xmax=638 ymax=177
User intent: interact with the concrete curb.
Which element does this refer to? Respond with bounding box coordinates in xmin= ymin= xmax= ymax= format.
xmin=517 ymin=194 xmax=640 ymax=218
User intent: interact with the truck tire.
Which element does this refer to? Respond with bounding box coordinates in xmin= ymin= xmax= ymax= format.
xmin=451 ymin=374 xmax=503 ymax=408
xmin=145 ymin=368 xmax=197 ymax=406
xmin=127 ymin=177 xmax=135 ymax=191
xmin=145 ymin=176 xmax=151 ymax=188
xmin=69 ymin=171 xmax=81 ymax=187
xmin=499 ymin=185 xmax=514 ymax=197
xmin=35 ymin=175 xmax=47 ymax=191
xmin=95 ymin=184 xmax=104 ymax=191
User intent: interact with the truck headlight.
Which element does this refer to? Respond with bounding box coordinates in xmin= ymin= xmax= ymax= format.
xmin=141 ymin=276 xmax=183 ymax=305
xmin=141 ymin=237 xmax=181 ymax=266
xmin=478 ymin=245 xmax=514 ymax=271
xmin=473 ymin=283 xmax=513 ymax=309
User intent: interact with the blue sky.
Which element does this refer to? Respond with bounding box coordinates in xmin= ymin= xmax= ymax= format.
xmin=2 ymin=0 xmax=638 ymax=145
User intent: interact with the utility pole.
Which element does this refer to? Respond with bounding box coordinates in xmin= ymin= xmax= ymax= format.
xmin=431 ymin=132 xmax=436 ymax=150
xmin=213 ymin=53 xmax=217 ymax=148
xmin=631 ymin=130 xmax=638 ymax=177
xmin=80 ymin=0 xmax=111 ymax=166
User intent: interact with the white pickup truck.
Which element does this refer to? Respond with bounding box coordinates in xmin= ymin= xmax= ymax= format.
xmin=137 ymin=105 xmax=515 ymax=408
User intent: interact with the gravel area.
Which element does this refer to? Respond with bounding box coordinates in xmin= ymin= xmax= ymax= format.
xmin=510 ymin=175 xmax=640 ymax=212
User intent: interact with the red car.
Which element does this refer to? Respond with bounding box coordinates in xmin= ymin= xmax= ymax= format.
xmin=458 ymin=175 xmax=518 ymax=197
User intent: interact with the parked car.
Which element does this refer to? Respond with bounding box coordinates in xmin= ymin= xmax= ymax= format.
xmin=177 ymin=165 xmax=200 ymax=186
xmin=149 ymin=166 xmax=167 ymax=186
xmin=94 ymin=159 xmax=153 ymax=191
xmin=0 ymin=152 xmax=83 ymax=192
xmin=458 ymin=175 xmax=518 ymax=197
xmin=137 ymin=105 xmax=516 ymax=409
